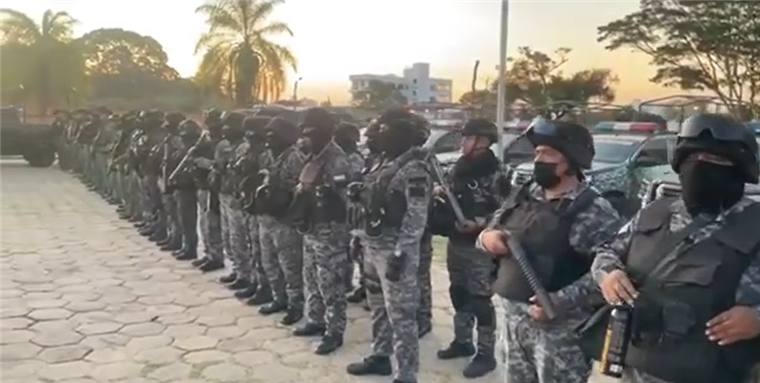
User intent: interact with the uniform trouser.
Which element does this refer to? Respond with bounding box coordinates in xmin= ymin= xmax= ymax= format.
xmin=176 ymin=188 xmax=198 ymax=252
xmin=303 ymin=223 xmax=349 ymax=337
xmin=162 ymin=190 xmax=180 ymax=241
xmin=138 ymin=176 xmax=153 ymax=221
xmin=447 ymin=240 xmax=496 ymax=355
xmin=418 ymin=232 xmax=433 ymax=329
xmin=622 ymin=369 xmax=680 ymax=383
xmin=260 ymin=215 xmax=304 ymax=310
xmin=244 ymin=213 xmax=268 ymax=286
xmin=364 ymin=238 xmax=420 ymax=383
xmin=146 ymin=175 xmax=162 ymax=222
xmin=220 ymin=194 xmax=251 ymax=280
xmin=501 ymin=301 xmax=591 ymax=383
xmin=198 ymin=189 xmax=224 ymax=261
xmin=127 ymin=172 xmax=142 ymax=220
xmin=95 ymin=152 xmax=108 ymax=193
xmin=345 ymin=235 xmax=366 ymax=292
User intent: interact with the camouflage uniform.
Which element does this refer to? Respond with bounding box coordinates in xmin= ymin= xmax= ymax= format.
xmin=360 ymin=148 xmax=433 ymax=383
xmin=344 ymin=151 xmax=366 ymax=289
xmin=591 ymin=197 xmax=760 ymax=383
xmin=220 ymin=140 xmax=252 ymax=281
xmin=301 ymin=141 xmax=352 ymax=338
xmin=417 ymin=228 xmax=433 ymax=332
xmin=480 ymin=182 xmax=621 ymax=383
xmin=162 ymin=134 xmax=185 ymax=247
xmin=259 ymin=146 xmax=306 ymax=311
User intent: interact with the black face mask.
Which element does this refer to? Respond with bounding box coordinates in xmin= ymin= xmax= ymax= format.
xmin=679 ymin=159 xmax=744 ymax=216
xmin=533 ymin=161 xmax=561 ymax=189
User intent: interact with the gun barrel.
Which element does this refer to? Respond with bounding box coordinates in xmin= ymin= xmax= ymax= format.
xmin=502 ymin=231 xmax=557 ymax=320
xmin=429 ymin=155 xmax=467 ymax=224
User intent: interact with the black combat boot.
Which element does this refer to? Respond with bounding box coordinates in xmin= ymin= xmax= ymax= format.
xmin=293 ymin=322 xmax=325 ymax=337
xmin=191 ymin=257 xmax=209 ymax=267
xmin=148 ymin=230 xmax=166 ymax=242
xmin=259 ymin=300 xmax=287 ymax=315
xmin=280 ymin=308 xmax=303 ymax=325
xmin=175 ymin=249 xmax=197 ymax=261
xmin=346 ymin=286 xmax=366 ymax=303
xmin=418 ymin=321 xmax=432 ymax=339
xmin=437 ymin=341 xmax=475 ymax=359
xmin=315 ymin=334 xmax=343 ymax=355
xmin=160 ymin=240 xmax=182 ymax=252
xmin=172 ymin=248 xmax=186 ymax=258
xmin=392 ymin=380 xmax=416 ymax=383
xmin=134 ymin=221 xmax=147 ymax=229
xmin=227 ymin=277 xmax=249 ymax=290
xmin=234 ymin=282 xmax=258 ymax=299
xmin=346 ymin=355 xmax=392 ymax=376
xmin=462 ymin=353 xmax=497 ymax=378
xmin=116 ymin=205 xmax=126 ymax=213
xmin=199 ymin=259 xmax=224 ymax=272
xmin=156 ymin=238 xmax=170 ymax=247
xmin=245 ymin=287 xmax=272 ymax=306
xmin=219 ymin=272 xmax=237 ymax=284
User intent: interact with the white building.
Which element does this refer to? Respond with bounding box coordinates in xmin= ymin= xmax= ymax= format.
xmin=349 ymin=63 xmax=453 ymax=105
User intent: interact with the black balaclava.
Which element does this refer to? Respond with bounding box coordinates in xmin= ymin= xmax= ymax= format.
xmin=679 ymin=158 xmax=745 ymax=217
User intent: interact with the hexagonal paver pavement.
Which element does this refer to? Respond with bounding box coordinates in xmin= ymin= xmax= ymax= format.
xmin=0 ymin=160 xmax=622 ymax=383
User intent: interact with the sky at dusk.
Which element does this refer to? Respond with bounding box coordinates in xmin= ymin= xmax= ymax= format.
xmin=3 ymin=0 xmax=687 ymax=104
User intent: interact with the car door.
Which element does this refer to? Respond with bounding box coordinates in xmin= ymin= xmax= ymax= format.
xmin=630 ymin=136 xmax=672 ymax=197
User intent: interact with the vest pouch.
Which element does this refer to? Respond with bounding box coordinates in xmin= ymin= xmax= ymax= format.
xmin=492 ymin=253 xmax=554 ymax=302
xmin=314 ymin=187 xmax=346 ymax=224
xmin=385 ymin=190 xmax=407 ymax=229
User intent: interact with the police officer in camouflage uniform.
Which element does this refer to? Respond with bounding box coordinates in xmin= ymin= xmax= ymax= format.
xmin=191 ymin=109 xmax=226 ymax=272
xmin=216 ymin=111 xmax=255 ymax=292
xmin=156 ymin=112 xmax=187 ymax=250
xmin=589 ymin=114 xmax=760 ymax=383
xmin=347 ymin=123 xmax=383 ymax=307
xmin=291 ymin=107 xmax=354 ymax=355
xmin=135 ymin=111 xmax=166 ymax=236
xmin=335 ymin=122 xmax=365 ymax=294
xmin=170 ymin=119 xmax=203 ymax=261
xmin=233 ymin=115 xmax=273 ymax=304
xmin=257 ymin=117 xmax=306 ymax=324
xmin=346 ymin=108 xmax=433 ymax=383
xmin=431 ymin=118 xmax=503 ymax=378
xmin=477 ymin=117 xmax=621 ymax=383
xmin=413 ymin=121 xmax=434 ymax=339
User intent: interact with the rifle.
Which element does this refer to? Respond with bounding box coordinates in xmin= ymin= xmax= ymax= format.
xmin=168 ymin=131 xmax=209 ymax=184
xmin=500 ymin=231 xmax=558 ymax=320
xmin=427 ymin=153 xmax=466 ymax=224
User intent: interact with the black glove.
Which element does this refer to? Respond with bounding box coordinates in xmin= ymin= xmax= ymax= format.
xmin=385 ymin=251 xmax=407 ymax=282
xmin=347 ymin=182 xmax=365 ymax=202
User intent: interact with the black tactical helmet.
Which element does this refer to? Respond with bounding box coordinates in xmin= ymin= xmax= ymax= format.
xmin=164 ymin=112 xmax=186 ymax=127
xmin=178 ymin=119 xmax=203 ymax=138
xmin=335 ymin=122 xmax=360 ymax=142
xmin=526 ymin=117 xmax=595 ymax=169
xmin=300 ymin=107 xmax=337 ymax=134
xmin=673 ymin=113 xmax=759 ymax=184
xmin=220 ymin=111 xmax=246 ymax=130
xmin=266 ymin=117 xmax=301 ymax=145
xmin=462 ymin=118 xmax=498 ymax=144
xmin=204 ymin=108 xmax=222 ymax=125
xmin=242 ymin=116 xmax=272 ymax=139
xmin=374 ymin=108 xmax=430 ymax=145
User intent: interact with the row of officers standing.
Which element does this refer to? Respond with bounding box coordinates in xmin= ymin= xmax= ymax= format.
xmin=55 ymin=106 xmax=760 ymax=383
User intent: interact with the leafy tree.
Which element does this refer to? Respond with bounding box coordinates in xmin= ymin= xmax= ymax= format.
xmin=77 ymin=28 xmax=182 ymax=100
xmin=496 ymin=47 xmax=618 ymax=107
xmin=0 ymin=9 xmax=86 ymax=112
xmin=597 ymin=0 xmax=760 ymax=116
xmin=194 ymin=0 xmax=297 ymax=106
xmin=353 ymin=80 xmax=407 ymax=110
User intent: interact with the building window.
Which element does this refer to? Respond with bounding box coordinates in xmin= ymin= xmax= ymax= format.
xmin=431 ymin=85 xmax=437 ymax=91
xmin=413 ymin=79 xmax=417 ymax=84
xmin=430 ymin=97 xmax=436 ymax=102
xmin=412 ymin=91 xmax=417 ymax=96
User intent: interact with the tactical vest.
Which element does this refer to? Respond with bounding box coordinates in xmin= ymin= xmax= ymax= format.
xmin=492 ymin=183 xmax=597 ymax=302
xmin=362 ymin=148 xmax=428 ymax=237
xmin=430 ymin=170 xmax=500 ymax=244
xmin=622 ymin=197 xmax=760 ymax=383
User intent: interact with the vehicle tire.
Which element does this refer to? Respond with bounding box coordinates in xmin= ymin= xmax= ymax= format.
xmin=23 ymin=147 xmax=56 ymax=168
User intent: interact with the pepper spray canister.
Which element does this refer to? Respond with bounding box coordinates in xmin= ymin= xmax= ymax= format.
xmin=600 ymin=304 xmax=632 ymax=378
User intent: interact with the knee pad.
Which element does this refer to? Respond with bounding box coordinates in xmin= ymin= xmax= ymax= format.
xmin=448 ymin=285 xmax=469 ymax=311
xmin=470 ymin=295 xmax=496 ymax=327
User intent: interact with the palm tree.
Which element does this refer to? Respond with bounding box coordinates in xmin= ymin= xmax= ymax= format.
xmin=0 ymin=9 xmax=86 ymax=113
xmin=194 ymin=0 xmax=297 ymax=106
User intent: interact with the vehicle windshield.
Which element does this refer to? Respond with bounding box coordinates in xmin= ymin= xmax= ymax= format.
xmin=593 ymin=138 xmax=640 ymax=164
xmin=419 ymin=109 xmax=467 ymax=122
